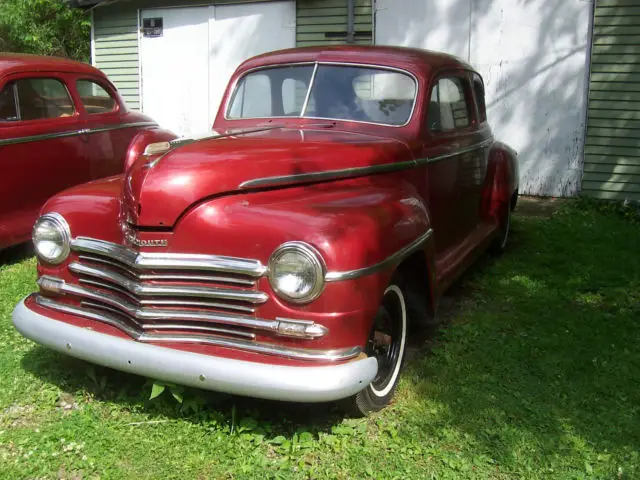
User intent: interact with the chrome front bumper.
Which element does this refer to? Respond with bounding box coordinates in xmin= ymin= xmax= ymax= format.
xmin=12 ymin=298 xmax=377 ymax=402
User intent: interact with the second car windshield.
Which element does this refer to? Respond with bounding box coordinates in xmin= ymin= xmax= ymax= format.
xmin=226 ymin=64 xmax=417 ymax=126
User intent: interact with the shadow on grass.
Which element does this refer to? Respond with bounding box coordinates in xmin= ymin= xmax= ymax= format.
xmin=19 ymin=344 xmax=351 ymax=436
xmin=17 ymin=208 xmax=639 ymax=473
xmin=0 ymin=242 xmax=33 ymax=267
xmin=401 ymin=211 xmax=640 ymax=472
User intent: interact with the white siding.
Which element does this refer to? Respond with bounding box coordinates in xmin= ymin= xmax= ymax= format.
xmin=376 ymin=0 xmax=593 ymax=197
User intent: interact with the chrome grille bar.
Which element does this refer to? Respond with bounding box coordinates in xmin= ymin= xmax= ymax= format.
xmin=35 ymin=295 xmax=357 ymax=362
xmin=82 ymin=301 xmax=256 ymax=339
xmin=79 ymin=254 xmax=256 ymax=286
xmin=137 ymin=298 xmax=254 ymax=314
xmin=68 ymin=262 xmax=268 ymax=304
xmin=71 ymin=237 xmax=267 ymax=277
xmin=38 ymin=277 xmax=327 ymax=339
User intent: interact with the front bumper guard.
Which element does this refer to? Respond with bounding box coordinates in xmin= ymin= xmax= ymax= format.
xmin=12 ymin=298 xmax=377 ymax=403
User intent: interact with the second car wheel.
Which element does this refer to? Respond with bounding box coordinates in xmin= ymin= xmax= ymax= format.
xmin=341 ymin=273 xmax=408 ymax=416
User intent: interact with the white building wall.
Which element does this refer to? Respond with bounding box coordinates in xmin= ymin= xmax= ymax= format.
xmin=375 ymin=0 xmax=593 ymax=197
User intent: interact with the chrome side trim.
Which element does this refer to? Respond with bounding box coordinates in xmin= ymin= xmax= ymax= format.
xmin=0 ymin=121 xmax=157 ymax=147
xmin=13 ymin=297 xmax=377 ymax=402
xmin=37 ymin=279 xmax=326 ymax=339
xmin=417 ymin=137 xmax=495 ymax=166
xmin=68 ymin=262 xmax=268 ymax=304
xmin=240 ymin=138 xmax=494 ymax=189
xmin=325 ymin=228 xmax=434 ymax=282
xmin=71 ymin=237 xmax=267 ymax=277
xmin=33 ymin=295 xmax=354 ymax=361
xmin=240 ymin=159 xmax=416 ymax=189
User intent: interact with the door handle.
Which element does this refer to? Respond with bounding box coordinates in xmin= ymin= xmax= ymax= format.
xmin=78 ymin=128 xmax=90 ymax=143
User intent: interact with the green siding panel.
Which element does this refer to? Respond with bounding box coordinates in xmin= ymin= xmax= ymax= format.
xmin=581 ymin=190 xmax=640 ymax=201
xmin=93 ymin=7 xmax=139 ymax=110
xmin=582 ymin=181 xmax=640 ymax=193
xmin=296 ymin=0 xmax=372 ymax=47
xmin=584 ymin=1 xmax=640 ymax=201
xmin=582 ymin=172 xmax=640 ymax=183
xmin=583 ymin=163 xmax=640 ymax=175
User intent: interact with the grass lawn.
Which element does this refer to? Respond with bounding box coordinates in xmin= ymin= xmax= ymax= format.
xmin=0 ymin=201 xmax=638 ymax=479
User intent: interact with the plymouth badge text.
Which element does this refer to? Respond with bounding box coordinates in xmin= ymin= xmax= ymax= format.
xmin=124 ymin=231 xmax=168 ymax=247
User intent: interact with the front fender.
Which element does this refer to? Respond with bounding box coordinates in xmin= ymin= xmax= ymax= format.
xmin=172 ymin=175 xmax=434 ymax=348
xmin=173 ymin=175 xmax=431 ymax=279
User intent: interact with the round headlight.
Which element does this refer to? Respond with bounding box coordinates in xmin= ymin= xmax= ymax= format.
xmin=32 ymin=213 xmax=71 ymax=265
xmin=268 ymin=242 xmax=325 ymax=303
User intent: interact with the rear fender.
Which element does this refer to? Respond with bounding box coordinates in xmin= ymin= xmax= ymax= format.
xmin=481 ymin=141 xmax=519 ymax=222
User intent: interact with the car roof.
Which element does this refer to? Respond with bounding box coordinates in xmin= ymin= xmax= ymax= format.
xmin=238 ymin=45 xmax=475 ymax=77
xmin=0 ymin=53 xmax=104 ymax=78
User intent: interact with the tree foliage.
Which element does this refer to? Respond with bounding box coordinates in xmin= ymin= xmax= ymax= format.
xmin=0 ymin=0 xmax=90 ymax=61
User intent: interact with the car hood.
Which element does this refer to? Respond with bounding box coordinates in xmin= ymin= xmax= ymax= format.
xmin=123 ymin=126 xmax=413 ymax=227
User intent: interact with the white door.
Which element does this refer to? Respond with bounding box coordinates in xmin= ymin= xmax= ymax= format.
xmin=140 ymin=2 xmax=295 ymax=137
xmin=140 ymin=7 xmax=211 ymax=137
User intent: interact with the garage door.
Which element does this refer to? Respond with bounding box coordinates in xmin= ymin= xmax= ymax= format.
xmin=140 ymin=2 xmax=295 ymax=137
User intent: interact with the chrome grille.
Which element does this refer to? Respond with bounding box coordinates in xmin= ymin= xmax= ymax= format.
xmin=34 ymin=237 xmax=360 ymax=361
xmin=62 ymin=237 xmax=268 ymax=328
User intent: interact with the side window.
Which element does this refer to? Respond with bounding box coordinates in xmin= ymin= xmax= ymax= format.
xmin=0 ymin=82 xmax=18 ymax=121
xmin=16 ymin=78 xmax=75 ymax=120
xmin=76 ymin=80 xmax=117 ymax=114
xmin=472 ymin=74 xmax=487 ymax=123
xmin=428 ymin=77 xmax=470 ymax=132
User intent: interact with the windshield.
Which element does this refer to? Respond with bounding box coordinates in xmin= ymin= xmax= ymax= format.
xmin=226 ymin=64 xmax=417 ymax=126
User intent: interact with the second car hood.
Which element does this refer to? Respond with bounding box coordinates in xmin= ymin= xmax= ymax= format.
xmin=124 ymin=127 xmax=413 ymax=227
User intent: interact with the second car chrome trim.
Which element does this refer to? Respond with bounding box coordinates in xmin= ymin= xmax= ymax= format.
xmin=0 ymin=121 xmax=158 ymax=146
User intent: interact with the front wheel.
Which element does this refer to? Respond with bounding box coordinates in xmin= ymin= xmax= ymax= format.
xmin=341 ymin=274 xmax=408 ymax=416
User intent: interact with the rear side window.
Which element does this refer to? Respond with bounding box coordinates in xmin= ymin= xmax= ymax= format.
xmin=472 ymin=73 xmax=487 ymax=123
xmin=428 ymin=77 xmax=470 ymax=132
xmin=0 ymin=82 xmax=18 ymax=121
xmin=16 ymin=78 xmax=75 ymax=120
xmin=76 ymin=80 xmax=117 ymax=114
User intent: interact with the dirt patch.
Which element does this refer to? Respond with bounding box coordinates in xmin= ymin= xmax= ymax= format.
xmin=515 ymin=195 xmax=565 ymax=218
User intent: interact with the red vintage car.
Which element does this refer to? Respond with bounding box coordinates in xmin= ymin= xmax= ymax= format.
xmin=0 ymin=53 xmax=172 ymax=249
xmin=12 ymin=46 xmax=518 ymax=416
